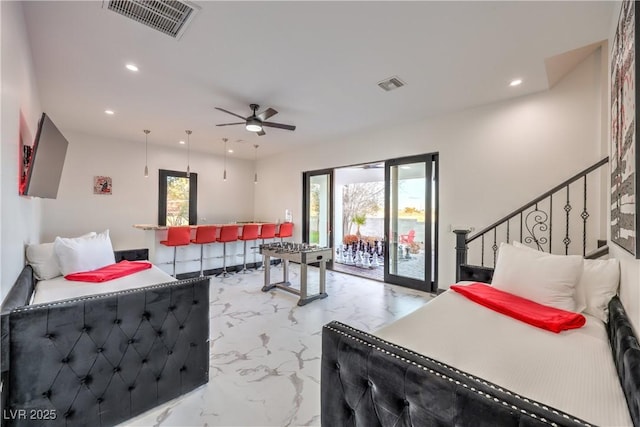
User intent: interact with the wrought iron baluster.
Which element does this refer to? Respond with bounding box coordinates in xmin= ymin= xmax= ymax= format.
xmin=492 ymin=228 xmax=498 ymax=266
xmin=524 ymin=202 xmax=548 ymax=251
xmin=549 ymin=194 xmax=552 ymax=253
xmin=481 ymin=234 xmax=485 ymax=266
xmin=582 ymin=176 xmax=589 ymax=256
xmin=506 ymin=220 xmax=510 ymax=244
xmin=564 ymin=186 xmax=571 ymax=255
xmin=520 ymin=212 xmax=523 ymax=244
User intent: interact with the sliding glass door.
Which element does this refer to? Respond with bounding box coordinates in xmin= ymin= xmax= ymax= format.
xmin=303 ymin=170 xmax=333 ymax=264
xmin=384 ymin=154 xmax=438 ymax=292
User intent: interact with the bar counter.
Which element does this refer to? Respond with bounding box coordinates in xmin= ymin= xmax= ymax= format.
xmin=133 ymin=222 xmax=285 ymax=276
xmin=133 ymin=222 xmax=267 ymax=231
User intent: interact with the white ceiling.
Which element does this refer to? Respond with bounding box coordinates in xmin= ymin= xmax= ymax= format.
xmin=21 ymin=1 xmax=613 ymax=159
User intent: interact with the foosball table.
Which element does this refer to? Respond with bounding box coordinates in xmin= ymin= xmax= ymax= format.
xmin=259 ymin=242 xmax=332 ymax=306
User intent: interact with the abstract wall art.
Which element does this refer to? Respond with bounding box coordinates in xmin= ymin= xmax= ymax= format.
xmin=611 ymin=0 xmax=639 ymax=257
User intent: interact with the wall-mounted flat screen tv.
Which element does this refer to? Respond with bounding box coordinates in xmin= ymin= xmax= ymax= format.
xmin=23 ymin=113 xmax=69 ymax=199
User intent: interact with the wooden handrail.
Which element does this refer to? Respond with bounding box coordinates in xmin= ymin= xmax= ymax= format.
xmin=467 ymin=157 xmax=608 ymax=243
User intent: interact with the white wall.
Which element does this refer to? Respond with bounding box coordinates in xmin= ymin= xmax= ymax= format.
xmin=0 ymin=2 xmax=43 ymax=298
xmin=40 ymin=131 xmax=257 ymax=251
xmin=256 ymin=49 xmax=605 ymax=290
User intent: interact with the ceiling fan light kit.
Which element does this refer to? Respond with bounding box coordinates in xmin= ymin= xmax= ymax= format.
xmin=216 ymin=103 xmax=296 ymax=136
xmin=245 ymin=118 xmax=263 ymax=132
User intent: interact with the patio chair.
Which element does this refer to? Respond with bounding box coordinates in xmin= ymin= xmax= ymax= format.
xmin=399 ymin=229 xmax=415 ymax=244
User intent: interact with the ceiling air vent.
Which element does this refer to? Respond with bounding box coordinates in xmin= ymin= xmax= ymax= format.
xmin=104 ymin=0 xmax=199 ymax=39
xmin=377 ymin=76 xmax=406 ymax=92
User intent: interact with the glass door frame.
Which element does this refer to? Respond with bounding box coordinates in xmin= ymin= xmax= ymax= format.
xmin=384 ymin=153 xmax=438 ymax=292
xmin=302 ymin=168 xmax=334 ymax=268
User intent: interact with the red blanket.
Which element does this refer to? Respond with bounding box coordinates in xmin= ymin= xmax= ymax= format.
xmin=450 ymin=283 xmax=585 ymax=333
xmin=65 ymin=260 xmax=152 ymax=282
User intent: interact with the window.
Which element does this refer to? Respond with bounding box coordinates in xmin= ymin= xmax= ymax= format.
xmin=158 ymin=169 xmax=197 ymax=226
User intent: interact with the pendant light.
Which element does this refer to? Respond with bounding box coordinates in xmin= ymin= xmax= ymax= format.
xmin=253 ymin=144 xmax=259 ymax=184
xmin=185 ymin=130 xmax=192 ymax=177
xmin=223 ymin=138 xmax=228 ymax=181
xmin=143 ymin=129 xmax=150 ymax=178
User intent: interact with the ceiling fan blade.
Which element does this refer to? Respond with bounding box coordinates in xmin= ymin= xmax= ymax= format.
xmin=262 ymin=121 xmax=296 ymax=131
xmin=257 ymin=129 xmax=266 ymax=136
xmin=257 ymin=107 xmax=278 ymax=121
xmin=214 ymin=107 xmax=247 ymax=121
xmin=216 ymin=122 xmax=245 ymax=126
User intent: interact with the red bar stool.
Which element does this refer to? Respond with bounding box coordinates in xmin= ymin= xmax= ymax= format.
xmin=275 ymin=222 xmax=294 ymax=243
xmin=216 ymin=225 xmax=239 ymax=278
xmin=238 ymin=224 xmax=260 ymax=273
xmin=160 ymin=226 xmax=192 ymax=277
xmin=257 ymin=223 xmax=276 ymax=269
xmin=191 ymin=225 xmax=217 ymax=277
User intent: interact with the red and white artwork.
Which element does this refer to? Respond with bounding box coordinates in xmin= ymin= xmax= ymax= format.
xmin=93 ymin=176 xmax=112 ymax=195
xmin=611 ymin=0 xmax=638 ymax=256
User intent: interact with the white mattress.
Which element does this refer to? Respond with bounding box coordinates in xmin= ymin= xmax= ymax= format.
xmin=375 ymin=288 xmax=632 ymax=427
xmin=32 ymin=264 xmax=176 ymax=304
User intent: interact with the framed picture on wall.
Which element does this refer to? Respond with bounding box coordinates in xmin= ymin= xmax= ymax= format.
xmin=93 ymin=176 xmax=112 ymax=195
xmin=611 ymin=0 xmax=640 ymax=257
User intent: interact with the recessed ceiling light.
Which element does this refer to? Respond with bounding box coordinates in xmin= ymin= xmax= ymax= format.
xmin=126 ymin=64 xmax=139 ymax=72
xmin=228 ymin=149 xmax=234 ymax=153
xmin=510 ymin=79 xmax=523 ymax=87
xmin=104 ymin=109 xmax=114 ymax=115
xmin=179 ymin=140 xmax=185 ymax=145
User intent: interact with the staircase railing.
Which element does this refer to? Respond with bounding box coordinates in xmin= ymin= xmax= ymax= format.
xmin=454 ymin=157 xmax=609 ymax=281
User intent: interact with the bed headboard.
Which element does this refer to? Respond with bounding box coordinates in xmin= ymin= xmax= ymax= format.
xmin=113 ymin=248 xmax=149 ymax=262
xmin=458 ymin=264 xmax=494 ymax=283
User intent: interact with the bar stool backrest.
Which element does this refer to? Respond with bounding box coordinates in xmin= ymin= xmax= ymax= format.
xmin=193 ymin=225 xmax=217 ymax=244
xmin=162 ymin=226 xmax=192 ymax=246
xmin=241 ymin=224 xmax=260 ymax=240
xmin=259 ymin=223 xmax=276 ymax=239
xmin=219 ymin=225 xmax=239 ymax=243
xmin=276 ymin=222 xmax=293 ymax=238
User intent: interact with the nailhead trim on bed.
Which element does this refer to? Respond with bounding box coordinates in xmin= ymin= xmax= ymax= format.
xmin=11 ymin=277 xmax=207 ymax=312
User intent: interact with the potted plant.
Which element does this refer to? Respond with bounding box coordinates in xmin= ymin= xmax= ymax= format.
xmin=352 ymin=214 xmax=367 ymax=238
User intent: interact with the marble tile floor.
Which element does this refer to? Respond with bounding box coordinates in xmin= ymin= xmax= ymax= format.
xmin=125 ymin=264 xmax=433 ymax=427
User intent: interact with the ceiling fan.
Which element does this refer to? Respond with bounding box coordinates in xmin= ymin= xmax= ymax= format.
xmin=215 ymin=104 xmax=296 ymax=136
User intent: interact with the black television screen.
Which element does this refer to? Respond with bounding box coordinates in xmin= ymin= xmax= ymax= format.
xmin=23 ymin=113 xmax=69 ymax=199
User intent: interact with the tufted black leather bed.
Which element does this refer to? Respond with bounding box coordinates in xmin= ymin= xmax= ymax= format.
xmin=1 ymin=250 xmax=210 ymax=426
xmin=321 ymin=265 xmax=640 ymax=427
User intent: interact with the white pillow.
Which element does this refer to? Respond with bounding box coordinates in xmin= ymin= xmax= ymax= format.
xmin=26 ymin=242 xmax=60 ymax=280
xmin=26 ymin=232 xmax=96 ymax=280
xmin=492 ymin=243 xmax=583 ymax=312
xmin=512 ymin=242 xmax=620 ymax=320
xmin=54 ymin=230 xmax=115 ymax=275
xmin=581 ymin=258 xmax=620 ymax=322
xmin=512 ymin=241 xmax=587 ymax=312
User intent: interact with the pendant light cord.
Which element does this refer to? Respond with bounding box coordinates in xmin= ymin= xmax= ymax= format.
xmin=223 ymin=138 xmax=228 ymax=181
xmin=143 ymin=129 xmax=150 ymax=178
xmin=185 ymin=130 xmax=192 ymax=177
xmin=254 ymin=144 xmax=259 ymax=184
